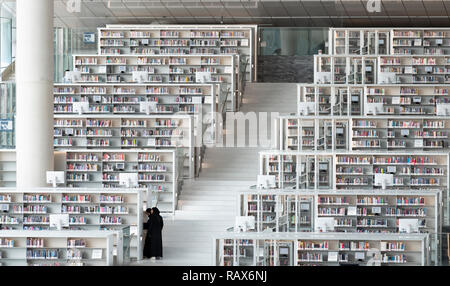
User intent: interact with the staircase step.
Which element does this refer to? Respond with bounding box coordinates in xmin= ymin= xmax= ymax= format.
xmin=180 ymin=205 xmax=237 ymax=212
xmin=131 ymin=258 xmax=212 ymax=266
xmin=183 ymin=180 xmax=254 ymax=186
xmin=163 ymin=226 xmax=231 ymax=233
xmin=178 ymin=199 xmax=236 ymax=206
xmin=175 ymin=209 xmax=235 ymax=215
xmin=131 ymin=83 xmax=296 ymax=266
xmin=180 ymin=189 xmax=241 ymax=194
xmin=174 ymin=215 xmax=234 ymax=222
xmin=163 ymin=235 xmax=214 ymax=242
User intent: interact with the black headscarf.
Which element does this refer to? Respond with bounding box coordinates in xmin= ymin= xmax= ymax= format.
xmin=152 ymin=207 xmax=160 ymax=216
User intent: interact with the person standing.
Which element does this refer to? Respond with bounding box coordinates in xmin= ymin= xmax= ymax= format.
xmin=143 ymin=208 xmax=152 ymax=259
xmin=143 ymin=207 xmax=164 ymax=259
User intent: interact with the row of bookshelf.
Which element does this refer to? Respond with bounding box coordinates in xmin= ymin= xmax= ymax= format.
xmin=240 ymin=190 xmax=440 ymax=238
xmin=53 ymin=115 xmax=194 ymax=178
xmin=97 ymin=24 xmax=255 ymax=82
xmin=0 ymin=189 xmax=143 ymax=261
xmin=99 ymin=30 xmax=248 ymax=40
xmin=280 ymin=116 xmax=450 ymax=152
xmin=215 ymin=233 xmax=428 ymax=266
xmin=59 ymin=150 xmax=179 ymax=214
xmin=69 ymin=53 xmax=238 ymax=111
xmin=330 ymin=28 xmax=450 ymax=57
xmin=0 ymin=231 xmax=116 ymax=266
xmin=259 ymin=151 xmax=448 ymax=192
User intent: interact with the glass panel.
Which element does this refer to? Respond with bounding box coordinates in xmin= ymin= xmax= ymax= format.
xmin=0 ymin=82 xmax=15 ymax=149
xmin=309 ymin=29 xmax=328 ymax=55
xmin=334 ymin=88 xmax=349 ymax=116
xmin=307 ymin=156 xmax=316 ymax=189
xmin=260 ymin=28 xmax=327 ymax=56
xmin=317 ymin=120 xmax=332 ymax=150
xmin=318 ymin=157 xmax=332 ymax=189
xmin=54 ymin=27 xmax=98 ymax=82
xmin=0 ymin=17 xmax=12 ymax=69
xmin=350 ymin=87 xmax=363 ymax=115
xmin=365 ymin=59 xmax=376 ymax=84
xmin=348 ymin=58 xmax=363 ymax=84
xmin=378 ymin=32 xmax=389 ymax=55
xmin=318 ymin=87 xmax=332 ymax=115
xmin=348 ymin=31 xmax=361 ymax=55
xmin=335 ymin=121 xmax=348 ymax=150
xmin=237 ymin=239 xmax=254 ymax=266
xmin=334 ymin=30 xmax=346 ymax=55
xmin=278 ymin=241 xmax=293 ymax=266
xmin=277 ymin=196 xmax=288 ymax=232
xmin=334 ymin=57 xmax=347 ymax=84
xmin=298 ymin=198 xmax=313 ymax=231
xmin=367 ymin=32 xmax=377 ymax=55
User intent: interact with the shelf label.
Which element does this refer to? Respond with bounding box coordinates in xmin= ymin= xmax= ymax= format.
xmin=0 ymin=119 xmax=13 ymax=131
xmin=83 ymin=32 xmax=96 ymax=44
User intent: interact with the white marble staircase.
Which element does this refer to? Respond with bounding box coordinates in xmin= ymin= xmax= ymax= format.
xmin=131 ymin=83 xmax=297 ymax=266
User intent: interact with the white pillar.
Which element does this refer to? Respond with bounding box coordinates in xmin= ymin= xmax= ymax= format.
xmin=16 ymin=0 xmax=54 ymax=187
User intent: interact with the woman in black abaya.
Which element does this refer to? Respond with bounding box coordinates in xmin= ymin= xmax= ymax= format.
xmin=143 ymin=207 xmax=164 ymax=259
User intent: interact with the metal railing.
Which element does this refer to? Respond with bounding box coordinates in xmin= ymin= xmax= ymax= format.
xmin=220 ymin=88 xmax=231 ymax=116
xmin=235 ymin=57 xmax=250 ymax=111
xmin=0 ymin=112 xmax=14 ymax=149
xmin=0 ymin=82 xmax=15 ymax=149
xmin=1 ymin=60 xmax=14 ymax=81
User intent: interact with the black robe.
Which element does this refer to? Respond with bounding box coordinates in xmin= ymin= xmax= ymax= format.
xmin=143 ymin=213 xmax=164 ymax=258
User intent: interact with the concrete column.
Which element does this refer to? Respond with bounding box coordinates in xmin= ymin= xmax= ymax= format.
xmin=16 ymin=0 xmax=54 ymax=187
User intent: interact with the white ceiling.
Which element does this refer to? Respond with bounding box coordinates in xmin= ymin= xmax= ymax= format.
xmin=5 ymin=0 xmax=450 ymax=28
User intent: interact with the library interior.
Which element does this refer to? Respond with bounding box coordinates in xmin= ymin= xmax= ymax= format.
xmin=2 ymin=0 xmax=450 ymax=267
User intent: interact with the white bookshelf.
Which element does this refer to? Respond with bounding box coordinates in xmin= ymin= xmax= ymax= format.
xmin=314 ymin=55 xmax=378 ymax=85
xmin=53 ymin=83 xmax=219 ymax=145
xmin=239 ymin=189 xmax=441 ymax=264
xmin=0 ymin=188 xmax=144 ymax=261
xmin=53 ymin=115 xmax=196 ymax=178
xmin=214 ymin=232 xmax=429 ymax=266
xmin=364 ymin=84 xmax=450 ymax=116
xmin=297 ymin=84 xmax=364 ymax=116
xmin=71 ymin=54 xmax=239 ymax=111
xmin=0 ymin=230 xmax=115 ymax=266
xmin=98 ymin=24 xmax=257 ymax=83
xmin=260 ymin=150 xmax=449 ymax=190
xmin=258 ymin=150 xmax=449 ymax=224
xmin=279 ymin=115 xmax=450 ymax=152
xmin=314 ymin=54 xmax=450 ymax=85
xmin=297 ymin=83 xmax=450 ymax=117
xmin=0 ymin=150 xmax=15 ymax=187
xmin=60 ymin=149 xmax=180 ymax=214
xmin=259 ymin=151 xmax=334 ymax=190
xmin=378 ymin=55 xmax=450 ymax=84
xmin=239 ymin=192 xmax=314 ymax=233
xmin=294 ymin=27 xmax=450 ymax=266
xmin=329 ymin=28 xmax=391 ymax=56
xmin=329 ymin=28 xmax=450 ymax=57
xmin=315 ymin=189 xmax=441 ymax=265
